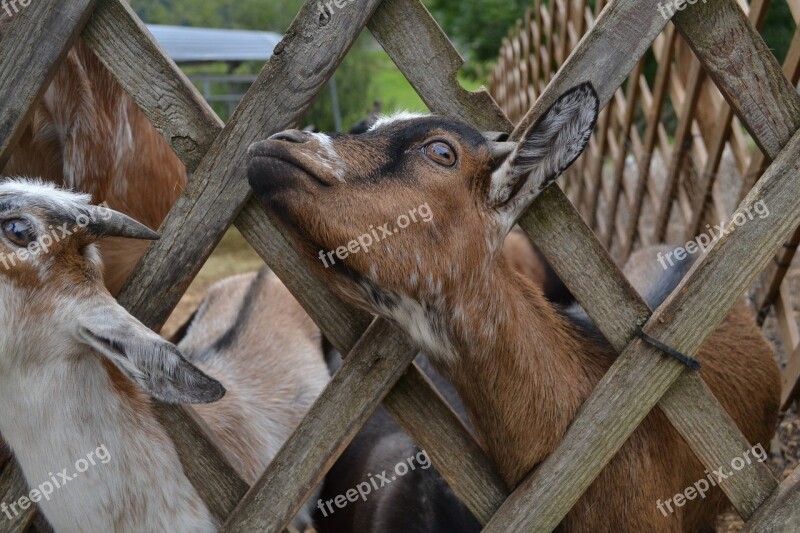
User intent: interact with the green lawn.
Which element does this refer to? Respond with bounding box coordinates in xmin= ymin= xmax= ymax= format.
xmin=365 ymin=48 xmax=489 ymax=115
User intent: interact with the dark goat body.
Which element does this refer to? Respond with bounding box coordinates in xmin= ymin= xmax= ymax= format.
xmin=316 ymin=353 xmax=481 ymax=533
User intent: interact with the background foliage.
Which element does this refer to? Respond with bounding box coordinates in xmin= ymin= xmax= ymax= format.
xmin=133 ymin=0 xmax=797 ymax=131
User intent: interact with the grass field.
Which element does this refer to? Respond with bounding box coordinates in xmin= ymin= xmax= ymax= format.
xmin=364 ymin=47 xmax=488 ymax=115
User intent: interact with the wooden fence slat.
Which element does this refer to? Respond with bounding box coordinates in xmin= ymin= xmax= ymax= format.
xmin=683 ymin=0 xmax=770 ymax=238
xmin=781 ymin=340 xmax=800 ymax=409
xmin=78 ymin=4 xmax=256 ymax=521
xmin=745 ymin=27 xmax=800 ymax=329
xmin=775 ymin=284 xmax=800 ymax=353
xmin=685 ymin=104 xmax=734 ymax=237
xmin=651 ymin=60 xmax=705 ymax=244
xmin=602 ymin=59 xmax=643 ymax=249
xmin=366 ymin=1 xmax=508 ymax=132
xmin=742 ymin=462 xmax=800 ymax=532
xmin=789 ymin=0 xmax=800 ymax=25
xmin=620 ymin=26 xmax=677 ymax=260
xmin=112 ymin=0 xmax=381 ymax=328
xmin=153 ymin=403 xmax=250 ymax=521
xmin=235 ymin=202 xmax=509 ymax=524
xmin=82 ymin=0 xmax=223 ymax=173
xmin=83 ymin=0 xmax=390 ymax=523
xmin=583 ymin=103 xmax=613 ymax=224
xmin=542 ymin=1 xmax=555 ymax=83
xmin=0 ymin=0 xmax=97 ymax=167
xmin=673 ymin=0 xmax=800 ymax=161
xmin=741 ymin=26 xmax=800 ymax=204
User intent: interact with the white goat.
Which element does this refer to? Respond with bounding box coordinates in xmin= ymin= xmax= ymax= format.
xmin=0 ymin=179 xmax=329 ymax=531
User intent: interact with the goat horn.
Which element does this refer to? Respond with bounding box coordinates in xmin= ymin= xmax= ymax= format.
xmin=482 ymin=131 xmax=509 ymax=142
xmin=84 ymin=206 xmax=160 ymax=240
xmin=488 ymin=141 xmax=516 ymax=159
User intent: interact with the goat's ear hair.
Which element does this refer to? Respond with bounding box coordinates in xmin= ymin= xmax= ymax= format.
xmin=78 ymin=322 xmax=226 ymax=404
xmin=488 ymin=83 xmax=598 ymax=212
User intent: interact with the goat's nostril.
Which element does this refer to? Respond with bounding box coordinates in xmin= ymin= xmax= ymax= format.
xmin=269 ymin=129 xmax=309 ymax=144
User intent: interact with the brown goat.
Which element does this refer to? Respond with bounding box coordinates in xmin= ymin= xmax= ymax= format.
xmin=1 ymin=10 xmax=186 ymax=295
xmin=246 ymin=84 xmax=781 ymax=531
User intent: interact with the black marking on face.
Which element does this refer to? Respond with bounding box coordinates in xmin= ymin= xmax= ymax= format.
xmin=356 ymin=117 xmax=489 ymax=185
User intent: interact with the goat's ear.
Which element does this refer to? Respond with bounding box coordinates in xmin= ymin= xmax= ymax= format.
xmin=78 ymin=310 xmax=226 ymax=404
xmin=488 ymin=83 xmax=598 ymax=217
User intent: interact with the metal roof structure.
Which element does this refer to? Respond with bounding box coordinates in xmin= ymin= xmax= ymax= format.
xmin=145 ymin=24 xmax=282 ymax=63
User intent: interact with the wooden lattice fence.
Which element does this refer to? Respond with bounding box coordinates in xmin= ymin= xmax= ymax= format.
xmin=490 ymin=0 xmax=800 ymax=417
xmin=0 ymin=0 xmax=799 ymax=531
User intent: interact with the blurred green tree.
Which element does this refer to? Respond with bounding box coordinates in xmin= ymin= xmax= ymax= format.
xmin=133 ymin=0 xmax=303 ymax=33
xmin=424 ymin=0 xmax=529 ymax=72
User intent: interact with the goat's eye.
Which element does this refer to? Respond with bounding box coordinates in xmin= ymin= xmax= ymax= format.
xmin=2 ymin=219 xmax=36 ymax=247
xmin=423 ymin=141 xmax=456 ymax=167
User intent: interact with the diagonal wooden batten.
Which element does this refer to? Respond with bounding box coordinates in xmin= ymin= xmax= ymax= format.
xmin=235 ymin=204 xmax=508 ymax=524
xmin=682 ymin=0 xmax=772 ymax=241
xmin=0 ymin=0 xmax=97 ymax=168
xmin=368 ymin=0 xmax=509 ymax=131
xmin=112 ymin=0 xmax=385 ymax=331
xmin=221 ymin=320 xmax=420 ymax=532
xmin=743 ymin=457 xmax=800 ymax=532
xmin=674 ymin=1 xmax=800 ymax=160
xmin=746 ymin=28 xmax=800 ymax=328
xmin=77 ymin=1 xmax=255 ymax=523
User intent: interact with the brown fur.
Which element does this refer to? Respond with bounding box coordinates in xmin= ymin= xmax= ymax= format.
xmin=503 ymin=228 xmax=546 ymax=286
xmin=247 ymin=118 xmax=781 ymax=531
xmin=0 ymin=23 xmax=186 ymax=294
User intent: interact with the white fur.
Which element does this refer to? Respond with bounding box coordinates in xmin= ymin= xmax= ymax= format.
xmin=0 ymin=293 xmax=216 ymax=532
xmin=369 ymin=111 xmax=430 ymax=131
xmin=308 ymin=132 xmax=347 ymax=182
xmin=0 ymin=178 xmax=91 ymax=210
